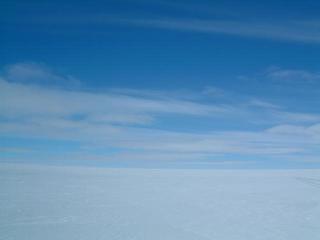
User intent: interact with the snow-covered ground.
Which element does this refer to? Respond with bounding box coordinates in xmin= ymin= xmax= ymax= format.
xmin=1 ymin=164 xmax=320 ymax=240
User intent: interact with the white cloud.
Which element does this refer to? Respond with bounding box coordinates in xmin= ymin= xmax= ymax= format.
xmin=4 ymin=62 xmax=81 ymax=87
xmin=114 ymin=18 xmax=320 ymax=43
xmin=0 ymin=76 xmax=228 ymax=122
xmin=247 ymin=99 xmax=281 ymax=109
xmin=1 ymin=63 xmax=319 ymax=163
xmin=266 ymin=67 xmax=320 ymax=83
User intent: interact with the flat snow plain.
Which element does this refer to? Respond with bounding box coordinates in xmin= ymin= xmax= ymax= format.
xmin=1 ymin=164 xmax=320 ymax=240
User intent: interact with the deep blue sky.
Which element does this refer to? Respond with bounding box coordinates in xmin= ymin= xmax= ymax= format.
xmin=1 ymin=0 xmax=320 ymax=168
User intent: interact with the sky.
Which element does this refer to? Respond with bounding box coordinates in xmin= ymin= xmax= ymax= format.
xmin=1 ymin=0 xmax=320 ymax=168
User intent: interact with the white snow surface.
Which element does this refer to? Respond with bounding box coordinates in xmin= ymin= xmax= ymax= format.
xmin=1 ymin=164 xmax=320 ymax=240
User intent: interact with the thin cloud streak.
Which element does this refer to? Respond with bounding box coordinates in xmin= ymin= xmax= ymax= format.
xmin=265 ymin=67 xmax=320 ymax=83
xmin=1 ymin=63 xmax=320 ymax=163
xmin=115 ymin=18 xmax=320 ymax=43
xmin=7 ymin=11 xmax=320 ymax=44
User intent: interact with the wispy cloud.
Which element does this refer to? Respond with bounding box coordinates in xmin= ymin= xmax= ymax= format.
xmin=265 ymin=67 xmax=320 ymax=83
xmin=3 ymin=62 xmax=81 ymax=88
xmin=1 ymin=63 xmax=319 ymax=164
xmin=114 ymin=18 xmax=320 ymax=43
xmin=9 ymin=12 xmax=320 ymax=44
xmin=4 ymin=0 xmax=320 ymax=44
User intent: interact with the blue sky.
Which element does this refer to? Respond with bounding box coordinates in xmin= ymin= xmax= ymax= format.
xmin=1 ymin=0 xmax=320 ymax=168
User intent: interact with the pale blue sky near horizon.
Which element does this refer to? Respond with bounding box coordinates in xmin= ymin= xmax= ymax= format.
xmin=1 ymin=0 xmax=320 ymax=168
